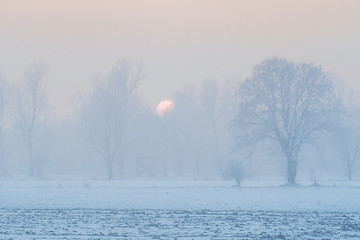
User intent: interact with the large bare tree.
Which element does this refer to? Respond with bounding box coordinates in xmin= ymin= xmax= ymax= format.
xmin=16 ymin=62 xmax=49 ymax=177
xmin=82 ymin=59 xmax=142 ymax=179
xmin=232 ymin=58 xmax=341 ymax=185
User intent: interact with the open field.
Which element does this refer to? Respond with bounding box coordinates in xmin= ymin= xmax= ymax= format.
xmin=1 ymin=208 xmax=360 ymax=239
xmin=0 ymin=179 xmax=359 ymax=239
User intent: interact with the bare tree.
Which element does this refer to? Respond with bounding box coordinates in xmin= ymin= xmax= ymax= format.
xmin=201 ymin=79 xmax=220 ymax=151
xmin=232 ymin=58 xmax=341 ymax=185
xmin=333 ymin=107 xmax=360 ymax=180
xmin=224 ymin=159 xmax=247 ymax=187
xmin=0 ymin=73 xmax=10 ymax=176
xmin=335 ymin=127 xmax=360 ymax=180
xmin=82 ymin=59 xmax=142 ymax=179
xmin=215 ymin=78 xmax=240 ymax=175
xmin=172 ymin=85 xmax=200 ymax=177
xmin=200 ymin=79 xmax=240 ymax=177
xmin=16 ymin=62 xmax=49 ymax=177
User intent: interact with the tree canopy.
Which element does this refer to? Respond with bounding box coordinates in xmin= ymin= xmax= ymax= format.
xmin=232 ymin=58 xmax=342 ymax=185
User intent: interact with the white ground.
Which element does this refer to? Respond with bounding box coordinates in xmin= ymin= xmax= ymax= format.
xmin=0 ymin=178 xmax=359 ymax=239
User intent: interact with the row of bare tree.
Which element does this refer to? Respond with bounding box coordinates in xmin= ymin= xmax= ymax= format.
xmin=79 ymin=58 xmax=359 ymax=184
xmin=0 ymin=58 xmax=359 ymax=184
xmin=0 ymin=62 xmax=49 ymax=178
xmin=80 ymin=59 xmax=237 ymax=179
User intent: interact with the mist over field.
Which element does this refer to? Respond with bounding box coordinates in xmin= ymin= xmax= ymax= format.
xmin=0 ymin=58 xmax=359 ymax=184
xmin=0 ymin=1 xmax=360 ymax=239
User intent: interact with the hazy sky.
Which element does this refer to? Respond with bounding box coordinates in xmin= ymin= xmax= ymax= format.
xmin=0 ymin=0 xmax=359 ymax=120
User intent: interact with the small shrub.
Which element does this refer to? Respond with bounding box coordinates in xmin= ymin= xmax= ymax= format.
xmin=224 ymin=160 xmax=247 ymax=187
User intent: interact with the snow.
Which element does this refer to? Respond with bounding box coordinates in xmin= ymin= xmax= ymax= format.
xmin=0 ymin=178 xmax=359 ymax=211
xmin=0 ymin=178 xmax=359 ymax=239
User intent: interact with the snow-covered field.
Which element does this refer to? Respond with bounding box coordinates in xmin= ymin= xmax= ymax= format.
xmin=0 ymin=178 xmax=359 ymax=239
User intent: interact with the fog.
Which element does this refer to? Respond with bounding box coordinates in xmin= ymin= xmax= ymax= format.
xmin=1 ymin=1 xmax=360 ymax=120
xmin=2 ymin=2 xmax=360 ymax=239
xmin=0 ymin=57 xmax=359 ymax=185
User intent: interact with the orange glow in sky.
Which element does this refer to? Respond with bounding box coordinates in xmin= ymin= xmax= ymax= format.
xmin=0 ymin=0 xmax=359 ymax=119
xmin=157 ymin=100 xmax=175 ymax=117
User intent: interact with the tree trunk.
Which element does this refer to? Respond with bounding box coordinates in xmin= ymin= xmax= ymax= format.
xmin=195 ymin=155 xmax=199 ymax=177
xmin=0 ymin=159 xmax=5 ymax=177
xmin=177 ymin=156 xmax=183 ymax=176
xmin=28 ymin=143 xmax=35 ymax=177
xmin=286 ymin=154 xmax=297 ymax=185
xmin=106 ymin=160 xmax=113 ymax=179
xmin=0 ymin=152 xmax=5 ymax=177
xmin=118 ymin=159 xmax=124 ymax=177
xmin=235 ymin=177 xmax=241 ymax=187
xmin=0 ymin=136 xmax=5 ymax=177
xmin=347 ymin=157 xmax=352 ymax=181
xmin=162 ymin=163 xmax=167 ymax=177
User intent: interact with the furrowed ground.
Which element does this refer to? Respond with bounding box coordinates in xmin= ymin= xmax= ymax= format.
xmin=0 ymin=179 xmax=359 ymax=239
